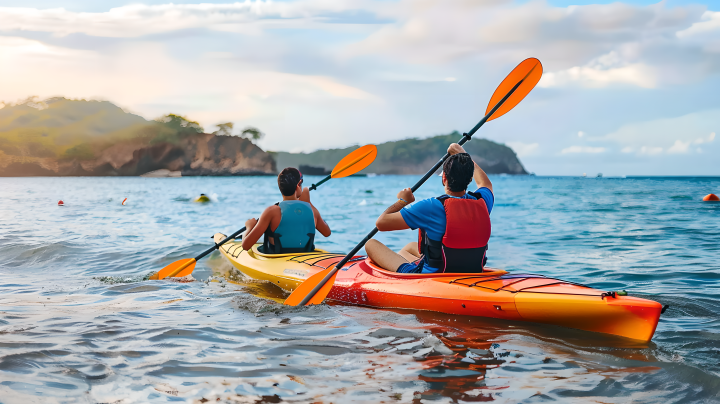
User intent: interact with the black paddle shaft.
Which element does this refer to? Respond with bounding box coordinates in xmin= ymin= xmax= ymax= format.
xmin=198 ymin=175 xmax=332 ymax=261
xmin=295 ymin=76 xmax=527 ymax=306
xmin=195 ymin=227 xmax=246 ymax=261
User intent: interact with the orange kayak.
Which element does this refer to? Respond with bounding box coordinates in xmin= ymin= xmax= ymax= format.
xmin=214 ymin=233 xmax=664 ymax=341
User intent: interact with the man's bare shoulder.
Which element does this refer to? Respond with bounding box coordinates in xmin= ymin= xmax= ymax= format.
xmin=262 ymin=204 xmax=281 ymax=215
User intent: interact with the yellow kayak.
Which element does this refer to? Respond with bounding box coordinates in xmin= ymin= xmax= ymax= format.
xmin=214 ymin=233 xmax=664 ymax=341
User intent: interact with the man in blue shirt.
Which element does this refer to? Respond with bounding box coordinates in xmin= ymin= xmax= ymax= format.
xmin=366 ymin=143 xmax=494 ymax=273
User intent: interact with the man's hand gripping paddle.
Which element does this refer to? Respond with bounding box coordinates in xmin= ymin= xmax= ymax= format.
xmin=151 ymin=144 xmax=378 ymax=280
xmin=285 ymin=57 xmax=543 ymax=306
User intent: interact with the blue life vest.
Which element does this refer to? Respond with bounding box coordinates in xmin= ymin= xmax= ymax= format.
xmin=262 ymin=200 xmax=316 ymax=253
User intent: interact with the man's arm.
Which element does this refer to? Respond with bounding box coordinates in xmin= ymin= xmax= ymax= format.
xmin=447 ymin=143 xmax=492 ymax=193
xmin=241 ymin=206 xmax=276 ymax=250
xmin=472 ymin=160 xmax=492 ymax=193
xmin=376 ymin=188 xmax=414 ymax=231
xmin=300 ymin=187 xmax=331 ymax=237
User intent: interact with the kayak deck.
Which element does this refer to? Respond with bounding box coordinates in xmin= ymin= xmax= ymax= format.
xmin=214 ymin=233 xmax=663 ymax=341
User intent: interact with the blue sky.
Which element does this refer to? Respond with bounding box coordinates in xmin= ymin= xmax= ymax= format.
xmin=1 ymin=0 xmax=718 ymax=175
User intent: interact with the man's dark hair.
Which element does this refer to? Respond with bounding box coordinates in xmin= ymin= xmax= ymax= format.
xmin=278 ymin=167 xmax=303 ymax=196
xmin=443 ymin=153 xmax=474 ymax=192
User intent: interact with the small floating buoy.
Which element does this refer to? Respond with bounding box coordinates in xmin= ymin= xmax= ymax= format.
xmin=122 ymin=198 xmax=127 ymax=205
xmin=194 ymin=193 xmax=211 ymax=203
xmin=58 ymin=200 xmax=64 ymax=206
xmin=703 ymin=194 xmax=719 ymax=202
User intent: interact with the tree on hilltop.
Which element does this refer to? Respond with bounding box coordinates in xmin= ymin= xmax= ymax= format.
xmin=241 ymin=126 xmax=264 ymax=143
xmin=156 ymin=114 xmax=204 ymax=136
xmin=213 ymin=122 xmax=234 ymax=137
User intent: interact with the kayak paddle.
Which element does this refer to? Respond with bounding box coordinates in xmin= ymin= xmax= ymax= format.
xmin=151 ymin=144 xmax=378 ymax=280
xmin=284 ymin=57 xmax=543 ymax=306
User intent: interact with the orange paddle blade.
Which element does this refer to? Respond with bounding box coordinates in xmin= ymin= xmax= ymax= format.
xmin=485 ymin=58 xmax=543 ymax=122
xmin=304 ymin=271 xmax=338 ymax=305
xmin=155 ymin=258 xmax=196 ymax=280
xmin=330 ymin=144 xmax=377 ymax=178
xmin=284 ymin=266 xmax=338 ymax=306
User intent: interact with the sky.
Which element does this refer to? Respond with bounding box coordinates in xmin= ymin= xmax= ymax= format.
xmin=0 ymin=0 xmax=718 ymax=175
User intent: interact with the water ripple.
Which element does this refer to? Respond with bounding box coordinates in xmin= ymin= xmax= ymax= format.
xmin=1 ymin=176 xmax=719 ymax=402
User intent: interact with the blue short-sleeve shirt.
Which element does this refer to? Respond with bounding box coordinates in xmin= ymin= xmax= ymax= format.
xmin=399 ymin=187 xmax=494 ymax=273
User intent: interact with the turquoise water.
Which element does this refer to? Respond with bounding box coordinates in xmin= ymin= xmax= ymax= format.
xmin=0 ymin=175 xmax=719 ymax=403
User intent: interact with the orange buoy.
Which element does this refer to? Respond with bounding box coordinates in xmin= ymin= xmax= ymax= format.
xmin=58 ymin=200 xmax=64 ymax=206
xmin=122 ymin=198 xmax=127 ymax=205
xmin=703 ymin=194 xmax=720 ymax=201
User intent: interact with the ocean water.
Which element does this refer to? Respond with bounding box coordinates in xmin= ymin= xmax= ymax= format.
xmin=0 ymin=175 xmax=719 ymax=403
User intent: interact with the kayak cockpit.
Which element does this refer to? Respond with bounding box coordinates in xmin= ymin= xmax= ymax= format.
xmin=359 ymin=258 xmax=508 ymax=279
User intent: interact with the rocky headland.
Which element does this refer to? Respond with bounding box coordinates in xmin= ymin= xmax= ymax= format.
xmin=1 ymin=97 xmax=527 ymax=177
xmin=0 ymin=98 xmax=275 ymax=177
xmin=0 ymin=134 xmax=275 ymax=177
xmin=275 ymin=132 xmax=528 ymax=175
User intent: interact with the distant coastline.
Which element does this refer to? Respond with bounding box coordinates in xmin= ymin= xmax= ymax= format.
xmin=1 ymin=97 xmax=528 ymax=177
xmin=275 ymin=131 xmax=528 ymax=176
xmin=625 ymin=176 xmax=720 ymax=179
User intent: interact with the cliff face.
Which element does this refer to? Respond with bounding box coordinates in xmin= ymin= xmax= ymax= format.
xmin=0 ymin=134 xmax=276 ymax=176
xmin=274 ymin=132 xmax=528 ymax=175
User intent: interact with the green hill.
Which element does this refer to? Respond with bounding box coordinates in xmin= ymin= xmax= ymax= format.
xmin=273 ymin=132 xmax=527 ymax=175
xmin=0 ymin=97 xmax=276 ymax=177
xmin=0 ymin=97 xmax=205 ymax=161
xmin=0 ymin=97 xmax=153 ymax=159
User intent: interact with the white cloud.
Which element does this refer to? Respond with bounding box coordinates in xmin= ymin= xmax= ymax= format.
xmin=664 ymin=132 xmax=717 ymax=154
xmin=667 ymin=140 xmax=691 ymax=154
xmin=0 ymin=36 xmax=375 ymax=102
xmin=677 ymin=11 xmax=720 ymax=39
xmin=0 ymin=2 xmax=382 ymax=38
xmin=605 ymin=110 xmax=720 ymax=150
xmin=638 ymin=146 xmax=663 ymax=155
xmin=561 ymin=146 xmax=606 ymax=154
xmin=0 ymin=35 xmax=94 ymax=60
xmin=578 ymin=131 xmax=584 ymax=137
xmin=539 ymin=48 xmax=661 ymax=88
xmin=506 ymin=141 xmax=539 ymax=157
xmin=377 ymin=73 xmax=458 ymax=82
xmin=694 ymin=132 xmax=716 ymax=144
xmin=344 ymin=0 xmax=715 ymax=87
xmin=616 ymin=132 xmax=713 ymax=155
xmin=540 ymin=63 xmax=657 ymax=88
xmin=0 ymin=1 xmax=717 ymax=87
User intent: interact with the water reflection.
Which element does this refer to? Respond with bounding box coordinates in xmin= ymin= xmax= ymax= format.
xmin=222 ymin=265 xmax=683 ymax=403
